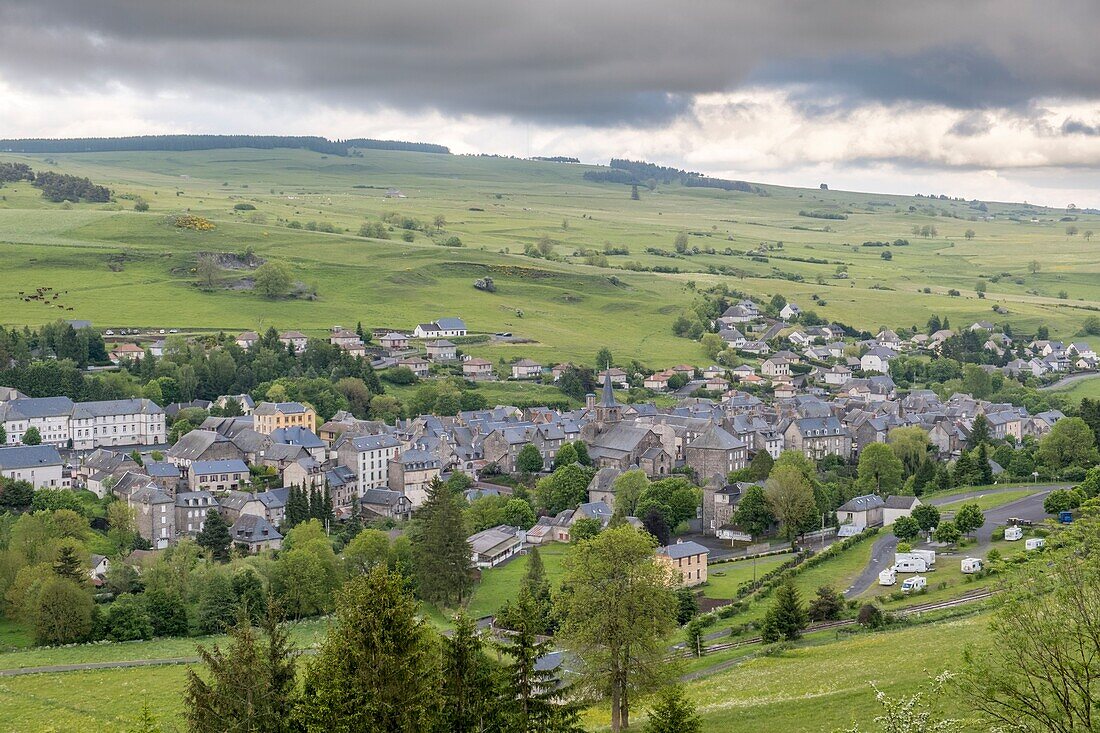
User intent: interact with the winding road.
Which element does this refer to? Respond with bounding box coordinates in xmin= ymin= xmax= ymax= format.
xmin=1040 ymin=371 xmax=1098 ymax=391
xmin=844 ymin=485 xmax=1059 ymax=598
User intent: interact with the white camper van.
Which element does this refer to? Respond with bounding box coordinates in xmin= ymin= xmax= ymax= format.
xmin=901 ymin=576 xmax=927 ymax=593
xmin=878 ymin=568 xmax=897 ymax=586
xmin=1025 ymin=537 xmax=1045 ymax=551
xmin=1004 ymin=525 xmax=1024 ymax=541
xmin=961 ymin=557 xmax=983 ymax=574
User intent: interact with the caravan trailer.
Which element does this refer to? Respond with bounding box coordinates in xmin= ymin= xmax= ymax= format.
xmin=1025 ymin=538 xmax=1045 ymax=551
xmin=961 ymin=558 xmax=983 ymax=574
xmin=1004 ymin=525 xmax=1024 ymax=541
xmin=910 ymin=550 xmax=936 ymax=567
xmin=901 ymin=576 xmax=927 ymax=593
xmin=878 ymin=568 xmax=897 ymax=586
xmin=894 ymin=556 xmax=929 ymax=573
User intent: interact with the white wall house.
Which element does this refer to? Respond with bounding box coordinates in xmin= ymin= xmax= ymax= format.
xmin=337 ymin=433 xmax=402 ymax=491
xmin=0 ymin=445 xmax=66 ymax=489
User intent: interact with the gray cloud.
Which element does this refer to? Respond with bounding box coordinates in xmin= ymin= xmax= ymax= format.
xmin=3 ymin=1 xmax=1100 ymax=126
xmin=1062 ymin=118 xmax=1100 ymax=136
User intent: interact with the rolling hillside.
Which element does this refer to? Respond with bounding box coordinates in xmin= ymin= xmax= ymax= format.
xmin=2 ymin=146 xmax=1099 ymax=365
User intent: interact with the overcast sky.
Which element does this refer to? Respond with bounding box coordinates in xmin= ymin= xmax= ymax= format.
xmin=3 ymin=1 xmax=1100 ymax=206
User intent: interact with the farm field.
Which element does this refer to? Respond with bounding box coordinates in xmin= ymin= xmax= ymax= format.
xmin=2 ymin=147 xmax=1100 ymax=366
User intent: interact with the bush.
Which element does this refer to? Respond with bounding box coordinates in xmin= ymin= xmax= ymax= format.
xmin=857 ymin=604 xmax=884 ymax=629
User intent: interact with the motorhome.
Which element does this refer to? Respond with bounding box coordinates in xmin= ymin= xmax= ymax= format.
xmin=878 ymin=568 xmax=897 ymax=586
xmin=1004 ymin=525 xmax=1024 ymax=541
xmin=961 ymin=557 xmax=983 ymax=574
xmin=901 ymin=576 xmax=927 ymax=593
xmin=1025 ymin=537 xmax=1045 ymax=551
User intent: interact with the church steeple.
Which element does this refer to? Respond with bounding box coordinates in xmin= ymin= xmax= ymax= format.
xmin=594 ymin=368 xmax=620 ymax=427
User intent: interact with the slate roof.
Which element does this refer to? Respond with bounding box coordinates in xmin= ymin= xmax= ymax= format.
xmin=231 ymin=514 xmax=282 ymax=544
xmin=837 ymin=494 xmax=885 ymax=512
xmin=0 ymin=444 xmax=63 ymax=470
xmin=658 ymin=540 xmax=709 ymax=560
xmin=688 ymin=424 xmax=743 ymax=451
xmin=144 ymin=461 xmax=180 ymax=478
xmin=190 ymin=459 xmax=249 ymax=475
xmin=0 ymin=396 xmax=75 ymax=419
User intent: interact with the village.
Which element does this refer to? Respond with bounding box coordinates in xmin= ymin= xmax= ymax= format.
xmin=0 ymin=296 xmax=1090 ymax=588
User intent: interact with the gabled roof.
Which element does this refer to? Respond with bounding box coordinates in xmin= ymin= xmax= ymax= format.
xmin=837 ymin=494 xmax=885 ymax=512
xmin=658 ymin=540 xmax=709 ymax=560
xmin=231 ymin=514 xmax=282 ymax=544
xmin=191 ymin=459 xmax=249 ymax=475
xmin=0 ymin=444 xmax=62 ymax=470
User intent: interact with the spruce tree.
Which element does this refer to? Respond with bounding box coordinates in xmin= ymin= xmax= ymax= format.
xmin=197 ymin=509 xmax=232 ymax=562
xmin=129 ymin=699 xmax=161 ymax=733
xmin=184 ymin=603 xmax=299 ymax=733
xmin=53 ymin=544 xmax=85 ymax=583
xmin=499 ymin=592 xmax=575 ymax=732
xmin=761 ymin=581 xmax=807 ymax=642
xmin=644 ymin=685 xmax=702 ymax=733
xmin=440 ymin=613 xmax=503 ymax=732
xmin=976 ymin=443 xmax=994 ymax=486
xmin=298 ymin=566 xmax=441 ymax=731
xmin=412 ymin=477 xmax=472 ymax=607
xmin=321 ymin=485 xmax=334 ymax=525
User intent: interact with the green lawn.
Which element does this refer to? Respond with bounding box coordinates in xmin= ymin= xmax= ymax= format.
xmin=937 ymin=489 xmax=1036 ymax=512
xmin=701 ymin=554 xmax=792 ymax=600
xmin=465 ymin=543 xmax=573 ymax=619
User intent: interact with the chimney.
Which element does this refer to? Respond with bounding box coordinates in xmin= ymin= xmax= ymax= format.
xmin=585 ymin=393 xmax=596 ymax=410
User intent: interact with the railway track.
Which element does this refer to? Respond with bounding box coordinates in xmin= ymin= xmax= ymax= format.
xmin=676 ymin=587 xmax=995 ymax=658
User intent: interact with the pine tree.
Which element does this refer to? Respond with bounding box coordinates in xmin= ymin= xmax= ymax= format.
xmin=745 ymin=450 xmax=774 ymax=481
xmin=440 ymin=613 xmax=502 ymax=732
xmin=761 ymin=581 xmax=807 ymax=642
xmin=298 ymin=566 xmax=441 ymax=731
xmin=499 ymin=592 xmax=575 ymax=732
xmin=184 ymin=603 xmax=299 ymax=733
xmin=53 ymin=544 xmax=85 ymax=583
xmin=968 ymin=414 xmax=992 ymax=449
xmin=412 ymin=477 xmax=472 ymax=607
xmin=129 ymin=699 xmax=161 ymax=733
xmin=952 ymin=450 xmax=977 ymax=488
xmin=197 ymin=509 xmax=232 ymax=562
xmin=644 ymin=685 xmax=702 ymax=733
xmin=976 ymin=443 xmax=994 ymax=486
xmin=321 ymin=485 xmax=334 ymax=525
xmin=309 ymin=487 xmax=323 ymax=520
xmin=572 ymin=440 xmax=592 ymax=466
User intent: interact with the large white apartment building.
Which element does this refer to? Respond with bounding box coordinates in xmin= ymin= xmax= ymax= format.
xmin=0 ymin=396 xmax=166 ymax=449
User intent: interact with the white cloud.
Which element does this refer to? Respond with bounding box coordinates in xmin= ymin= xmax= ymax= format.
xmin=3 ymin=76 xmax=1100 ymax=207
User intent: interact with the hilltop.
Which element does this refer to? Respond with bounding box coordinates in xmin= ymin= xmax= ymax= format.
xmin=1 ymin=144 xmax=1099 ymax=365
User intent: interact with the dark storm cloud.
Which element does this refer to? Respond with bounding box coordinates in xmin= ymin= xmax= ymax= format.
xmin=2 ymin=0 xmax=1100 ymax=125
xmin=1062 ymin=119 xmax=1100 ymax=136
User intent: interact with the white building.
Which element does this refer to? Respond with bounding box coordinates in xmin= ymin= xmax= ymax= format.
xmin=0 ymin=445 xmax=66 ymax=489
xmin=412 ymin=318 xmax=467 ymax=339
xmin=70 ymin=399 xmax=166 ymax=450
xmin=337 ymin=433 xmax=402 ymax=491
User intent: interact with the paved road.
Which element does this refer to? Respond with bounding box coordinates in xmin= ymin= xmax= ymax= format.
xmin=844 ymin=485 xmax=1057 ymax=598
xmin=1040 ymin=371 xmax=1098 ymax=391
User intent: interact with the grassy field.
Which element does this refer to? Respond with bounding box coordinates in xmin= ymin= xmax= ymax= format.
xmin=937 ymin=489 xmax=1035 ymax=512
xmin=1050 ymin=374 xmax=1100 ymax=402
xmin=702 ymin=553 xmax=793 ymax=600
xmin=465 ymin=543 xmax=573 ymax=618
xmin=582 ymin=613 xmax=992 ymax=732
xmin=2 ymin=147 xmax=1100 ymax=366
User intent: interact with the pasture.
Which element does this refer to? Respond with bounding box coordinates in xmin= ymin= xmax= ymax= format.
xmin=2 ymin=147 xmax=1100 ymax=366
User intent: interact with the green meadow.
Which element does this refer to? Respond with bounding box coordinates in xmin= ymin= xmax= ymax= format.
xmin=2 ymin=147 xmax=1100 ymax=366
